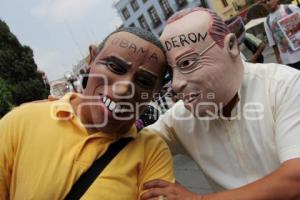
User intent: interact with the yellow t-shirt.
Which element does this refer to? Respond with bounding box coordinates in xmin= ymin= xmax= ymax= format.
xmin=0 ymin=94 xmax=174 ymax=200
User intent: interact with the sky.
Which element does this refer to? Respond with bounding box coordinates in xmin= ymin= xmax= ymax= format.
xmin=0 ymin=0 xmax=122 ymax=81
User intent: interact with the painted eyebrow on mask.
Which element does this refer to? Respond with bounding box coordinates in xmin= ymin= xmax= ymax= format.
xmin=175 ymin=49 xmax=195 ymax=62
xmin=106 ymin=55 xmax=132 ymax=69
xmin=138 ymin=66 xmax=158 ymax=81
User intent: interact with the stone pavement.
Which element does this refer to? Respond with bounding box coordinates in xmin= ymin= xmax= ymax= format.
xmin=173 ymin=44 xmax=278 ymax=195
xmin=174 ymin=155 xmax=213 ymax=194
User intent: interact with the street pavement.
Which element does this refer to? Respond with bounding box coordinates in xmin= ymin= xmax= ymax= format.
xmin=173 ymin=44 xmax=277 ymax=195
xmin=174 ymin=155 xmax=213 ymax=194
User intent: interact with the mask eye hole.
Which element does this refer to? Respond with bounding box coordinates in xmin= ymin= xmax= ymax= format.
xmin=181 ymin=60 xmax=191 ymax=68
xmin=105 ymin=61 xmax=127 ymax=75
xmin=177 ymin=56 xmax=199 ymax=71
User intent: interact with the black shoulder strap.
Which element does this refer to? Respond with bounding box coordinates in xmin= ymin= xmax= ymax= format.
xmin=64 ymin=137 xmax=132 ymax=200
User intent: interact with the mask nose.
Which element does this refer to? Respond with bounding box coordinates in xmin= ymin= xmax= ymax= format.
xmin=171 ymin=70 xmax=187 ymax=95
xmin=113 ymin=80 xmax=134 ymax=98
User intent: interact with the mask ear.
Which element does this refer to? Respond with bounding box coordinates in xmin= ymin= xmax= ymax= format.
xmin=88 ymin=44 xmax=98 ymax=64
xmin=81 ymin=68 xmax=90 ymax=89
xmin=82 ymin=45 xmax=97 ymax=89
xmin=224 ymin=33 xmax=239 ymax=58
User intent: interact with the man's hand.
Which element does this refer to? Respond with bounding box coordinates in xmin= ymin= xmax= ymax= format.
xmin=140 ymin=179 xmax=201 ymax=200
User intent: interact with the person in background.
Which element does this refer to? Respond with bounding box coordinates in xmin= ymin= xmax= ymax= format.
xmin=263 ymin=0 xmax=300 ymax=69
xmin=226 ymin=16 xmax=266 ymax=63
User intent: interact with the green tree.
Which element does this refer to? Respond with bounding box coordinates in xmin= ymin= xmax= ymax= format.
xmin=0 ymin=19 xmax=49 ymax=117
xmin=0 ymin=78 xmax=13 ymax=117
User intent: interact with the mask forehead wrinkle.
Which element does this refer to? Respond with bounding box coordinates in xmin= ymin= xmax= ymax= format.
xmin=161 ymin=11 xmax=213 ymax=64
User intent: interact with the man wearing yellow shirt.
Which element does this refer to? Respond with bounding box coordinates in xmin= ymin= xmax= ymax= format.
xmin=0 ymin=27 xmax=174 ymax=199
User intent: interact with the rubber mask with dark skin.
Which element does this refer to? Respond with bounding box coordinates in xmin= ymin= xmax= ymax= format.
xmin=72 ymin=31 xmax=166 ymax=135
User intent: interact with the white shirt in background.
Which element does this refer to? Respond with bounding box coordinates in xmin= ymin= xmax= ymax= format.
xmin=264 ymin=4 xmax=300 ymax=64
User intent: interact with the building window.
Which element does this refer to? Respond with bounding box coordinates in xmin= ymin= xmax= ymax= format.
xmin=221 ymin=0 xmax=228 ymax=7
xmin=148 ymin=6 xmax=162 ymax=28
xmin=130 ymin=0 xmax=140 ymax=12
xmin=159 ymin=0 xmax=174 ymax=19
xmin=138 ymin=15 xmax=151 ymax=31
xmin=175 ymin=0 xmax=187 ymax=9
xmin=121 ymin=7 xmax=130 ymax=20
xmin=129 ymin=23 xmax=135 ymax=27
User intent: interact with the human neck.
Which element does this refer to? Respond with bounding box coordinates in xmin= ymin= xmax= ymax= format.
xmin=221 ymin=93 xmax=239 ymax=118
xmin=271 ymin=5 xmax=280 ymax=13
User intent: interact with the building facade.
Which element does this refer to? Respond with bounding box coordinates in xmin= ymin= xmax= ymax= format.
xmin=207 ymin=0 xmax=263 ymax=20
xmin=114 ymin=0 xmax=202 ymax=36
xmin=209 ymin=0 xmax=294 ymax=20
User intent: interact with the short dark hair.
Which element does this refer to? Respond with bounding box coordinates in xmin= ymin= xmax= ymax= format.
xmin=83 ymin=27 xmax=170 ymax=88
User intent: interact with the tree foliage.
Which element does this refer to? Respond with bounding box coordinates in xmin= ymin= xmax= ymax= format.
xmin=0 ymin=78 xmax=13 ymax=117
xmin=0 ymin=19 xmax=49 ymax=117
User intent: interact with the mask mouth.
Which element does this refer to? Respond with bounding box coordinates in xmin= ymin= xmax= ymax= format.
xmin=100 ymin=94 xmax=132 ymax=115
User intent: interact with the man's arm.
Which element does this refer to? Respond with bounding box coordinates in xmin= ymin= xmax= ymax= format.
xmin=273 ymin=45 xmax=283 ymax=64
xmin=141 ymin=158 xmax=300 ymax=200
xmin=0 ymin=110 xmax=18 ymax=199
xmin=250 ymin=42 xmax=265 ymax=63
xmin=202 ymin=158 xmax=300 ymax=200
xmin=244 ymin=33 xmax=266 ymax=63
xmin=138 ymin=131 xmax=175 ymax=198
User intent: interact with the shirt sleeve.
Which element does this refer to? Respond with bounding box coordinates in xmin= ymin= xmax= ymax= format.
xmin=138 ymin=131 xmax=175 ymax=197
xmin=146 ymin=105 xmax=188 ymax=155
xmin=289 ymin=4 xmax=300 ymax=13
xmin=264 ymin=18 xmax=276 ymax=47
xmin=0 ymin=110 xmax=18 ymax=199
xmin=274 ymin=72 xmax=300 ymax=163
